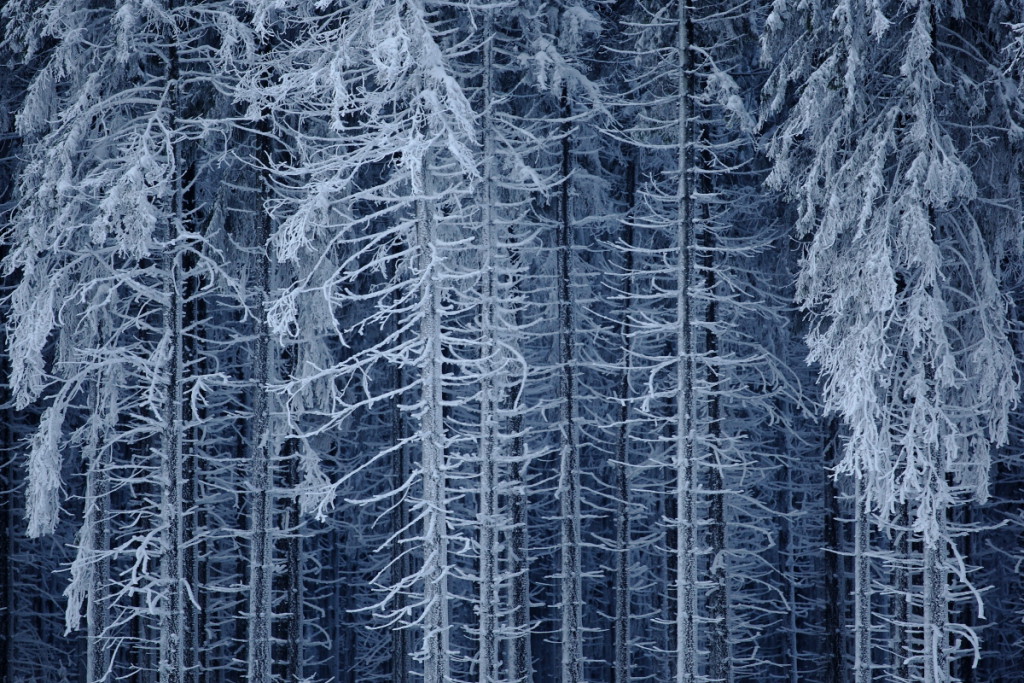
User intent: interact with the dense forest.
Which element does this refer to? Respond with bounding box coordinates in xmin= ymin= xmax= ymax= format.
xmin=1 ymin=1 xmax=1023 ymax=682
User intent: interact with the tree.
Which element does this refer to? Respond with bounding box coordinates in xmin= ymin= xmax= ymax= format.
xmin=254 ymin=3 xmax=482 ymax=681
xmin=2 ymin=3 xmax=249 ymax=681
xmin=763 ymin=1 xmax=1020 ymax=679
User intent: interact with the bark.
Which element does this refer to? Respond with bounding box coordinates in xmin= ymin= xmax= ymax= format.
xmin=84 ymin=376 xmax=111 ymax=683
xmin=0 ymin=404 xmax=14 ymax=683
xmin=853 ymin=480 xmax=872 ymax=683
xmin=159 ymin=30 xmax=198 ymax=683
xmin=281 ymin=445 xmax=304 ymax=682
xmin=822 ymin=420 xmax=844 ymax=683
xmin=894 ymin=502 xmax=910 ymax=683
xmin=779 ymin=483 xmax=798 ymax=683
xmin=613 ymin=158 xmax=636 ymax=683
xmin=673 ymin=3 xmax=698 ymax=680
xmin=701 ymin=150 xmax=730 ymax=683
xmin=248 ymin=34 xmax=287 ymax=682
xmin=417 ymin=186 xmax=451 ymax=683
xmin=391 ymin=362 xmax=412 ymax=683
xmin=922 ymin=510 xmax=949 ymax=683
xmin=504 ymin=310 xmax=530 ymax=681
xmin=557 ymin=82 xmax=583 ymax=683
xmin=246 ymin=284 xmax=273 ymax=683
xmin=506 ymin=433 xmax=531 ymax=683
xmin=956 ymin=507 xmax=975 ymax=683
xmin=478 ymin=15 xmax=500 ymax=678
xmin=158 ymin=185 xmax=189 ymax=683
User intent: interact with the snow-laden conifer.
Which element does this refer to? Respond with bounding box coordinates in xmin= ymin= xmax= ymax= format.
xmin=763 ymin=1 xmax=1020 ymax=679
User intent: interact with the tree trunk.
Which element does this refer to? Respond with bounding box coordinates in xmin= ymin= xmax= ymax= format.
xmin=613 ymin=158 xmax=636 ymax=683
xmin=557 ymin=82 xmax=584 ymax=683
xmin=246 ymin=293 xmax=273 ymax=683
xmin=281 ymin=446 xmax=304 ymax=682
xmin=700 ymin=148 xmax=730 ymax=683
xmin=922 ymin=513 xmax=949 ymax=683
xmin=673 ymin=2 xmax=698 ymax=680
xmin=822 ymin=420 xmax=844 ymax=683
xmin=894 ymin=502 xmax=910 ymax=683
xmin=507 ymin=433 xmax=532 ymax=683
xmin=1 ymin=400 xmax=15 ymax=683
xmin=478 ymin=15 xmax=501 ymax=678
xmin=391 ymin=361 xmax=412 ymax=683
xmin=417 ymin=185 xmax=451 ymax=683
xmin=159 ymin=193 xmax=189 ymax=683
xmin=84 ymin=369 xmax=112 ymax=683
xmin=159 ymin=30 xmax=197 ymax=683
xmin=248 ymin=36 xmax=290 ymax=680
xmin=853 ymin=480 xmax=872 ymax=683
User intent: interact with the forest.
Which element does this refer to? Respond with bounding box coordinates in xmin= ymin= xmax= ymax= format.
xmin=0 ymin=1 xmax=1023 ymax=682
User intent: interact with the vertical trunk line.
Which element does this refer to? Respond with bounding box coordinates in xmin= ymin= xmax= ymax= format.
xmin=674 ymin=2 xmax=698 ymax=681
xmin=246 ymin=41 xmax=276 ymax=683
xmin=557 ymin=82 xmax=583 ymax=683
xmin=0 ymin=413 xmax=12 ymax=683
xmin=853 ymin=479 xmax=872 ymax=683
xmin=894 ymin=502 xmax=910 ymax=683
xmin=822 ymin=419 xmax=844 ymax=683
xmin=479 ymin=14 xmax=500 ymax=679
xmin=160 ymin=24 xmax=189 ymax=683
xmin=613 ymin=158 xmax=636 ymax=683
xmin=282 ymin=438 xmax=304 ymax=682
xmin=391 ymin=359 xmax=411 ymax=683
xmin=86 ymin=363 xmax=112 ymax=683
xmin=417 ymin=157 xmax=451 ymax=683
xmin=700 ymin=147 xmax=730 ymax=683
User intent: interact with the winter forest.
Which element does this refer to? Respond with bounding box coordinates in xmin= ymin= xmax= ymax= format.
xmin=2 ymin=0 xmax=1024 ymax=682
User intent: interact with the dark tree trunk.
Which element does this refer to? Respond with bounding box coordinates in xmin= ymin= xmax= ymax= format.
xmin=822 ymin=419 xmax=844 ymax=683
xmin=557 ymin=82 xmax=583 ymax=683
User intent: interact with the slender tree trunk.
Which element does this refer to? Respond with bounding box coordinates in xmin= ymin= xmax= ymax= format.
xmin=247 ymin=36 xmax=287 ymax=680
xmin=557 ymin=82 xmax=584 ymax=683
xmin=612 ymin=340 xmax=631 ymax=683
xmin=853 ymin=480 xmax=872 ymax=683
xmin=84 ymin=370 xmax=111 ymax=683
xmin=701 ymin=153 xmax=730 ymax=683
xmin=233 ymin=430 xmax=250 ymax=679
xmin=0 ymin=77 xmax=20 ymax=683
xmin=674 ymin=2 xmax=698 ymax=680
xmin=922 ymin=509 xmax=949 ymax=683
xmin=504 ymin=329 xmax=530 ymax=681
xmin=613 ymin=158 xmax=636 ymax=683
xmin=417 ymin=187 xmax=452 ymax=683
xmin=780 ymin=484 xmax=798 ymax=683
xmin=129 ymin=535 xmax=149 ymax=683
xmin=956 ymin=506 xmax=975 ymax=683
xmin=657 ymin=480 xmax=674 ymax=683
xmin=501 ymin=152 xmax=530 ymax=683
xmin=478 ymin=15 xmax=501 ymax=678
xmin=479 ymin=351 xmax=499 ymax=683
xmin=181 ymin=270 xmax=200 ymax=683
xmin=160 ymin=28 xmax=197 ymax=683
xmin=85 ymin=456 xmax=111 ymax=683
xmin=1 ymin=403 xmax=15 ymax=683
xmin=343 ymin=540 xmax=359 ymax=683
xmin=159 ymin=180 xmax=188 ymax=683
xmin=822 ymin=420 xmax=844 ymax=683
xmin=506 ymin=429 xmax=531 ymax=683
xmin=247 ymin=184 xmax=275 ymax=683
xmin=282 ymin=446 xmax=304 ymax=682
xmin=391 ymin=362 xmax=412 ymax=683
xmin=894 ymin=502 xmax=910 ymax=683
xmin=185 ymin=286 xmax=207 ymax=683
